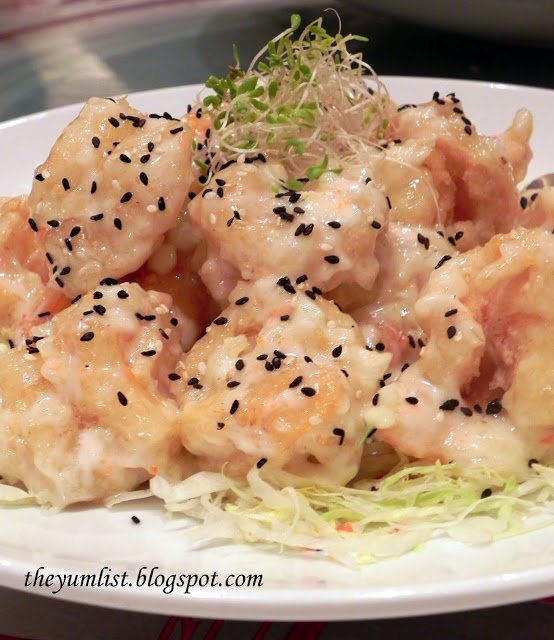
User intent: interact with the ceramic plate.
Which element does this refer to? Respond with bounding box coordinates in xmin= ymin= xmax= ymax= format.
xmin=0 ymin=78 xmax=553 ymax=621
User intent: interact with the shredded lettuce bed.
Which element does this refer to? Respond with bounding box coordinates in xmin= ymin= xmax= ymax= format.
xmin=150 ymin=463 xmax=554 ymax=565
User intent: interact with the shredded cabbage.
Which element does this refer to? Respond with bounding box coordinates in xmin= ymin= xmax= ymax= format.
xmin=150 ymin=463 xmax=554 ymax=566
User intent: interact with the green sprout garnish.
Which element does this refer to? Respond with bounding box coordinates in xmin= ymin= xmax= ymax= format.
xmin=196 ymin=12 xmax=394 ymax=185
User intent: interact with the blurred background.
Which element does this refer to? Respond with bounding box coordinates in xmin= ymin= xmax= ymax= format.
xmin=0 ymin=0 xmax=553 ymax=121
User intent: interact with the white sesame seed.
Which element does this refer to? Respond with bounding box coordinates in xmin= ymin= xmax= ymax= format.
xmin=204 ymin=191 xmax=216 ymax=200
xmin=355 ymin=390 xmax=362 ymax=399
xmin=210 ymin=213 xmax=217 ymax=225
xmin=435 ymin=410 xmax=445 ymax=422
xmin=320 ymin=243 xmax=333 ymax=251
xmin=309 ymin=415 xmax=322 ymax=425
xmin=147 ymin=204 xmax=157 ymax=213
xmin=198 ymin=361 xmax=207 ymax=375
xmin=23 ymin=354 xmax=37 ymax=361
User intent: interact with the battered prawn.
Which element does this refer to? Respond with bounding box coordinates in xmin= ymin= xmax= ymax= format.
xmin=28 ymin=97 xmax=193 ymax=298
xmin=0 ymin=282 xmax=195 ymax=507
xmin=389 ymin=96 xmax=532 ymax=240
xmin=367 ymin=228 xmax=554 ymax=476
xmin=188 ymin=160 xmax=388 ymax=304
xmin=172 ymin=276 xmax=390 ymax=485
xmin=0 ymin=196 xmax=67 ymax=346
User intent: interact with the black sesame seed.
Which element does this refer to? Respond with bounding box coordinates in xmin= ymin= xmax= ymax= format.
xmin=230 ymin=399 xmax=239 ymax=415
xmin=65 ymin=238 xmax=73 ymax=251
xmin=327 ymin=221 xmax=341 ymax=229
xmin=158 ymin=197 xmax=166 ymax=211
xmin=445 ymin=308 xmax=458 ymax=317
xmin=528 ymin=458 xmax=539 ymax=468
xmin=140 ymin=154 xmax=151 ymax=164
xmin=401 ymin=363 xmax=410 ymax=372
xmin=440 ymin=398 xmax=459 ymax=411
xmin=235 ymin=359 xmax=245 ymax=371
xmin=213 ymin=316 xmax=228 ymax=326
xmin=59 ymin=266 xmax=71 ymax=276
xmin=324 ymin=255 xmax=340 ymax=264
xmin=235 ymin=296 xmax=249 ymax=306
xmin=99 ymin=277 xmax=118 ymax=286
xmin=460 ymin=407 xmax=473 ymax=417
xmin=464 ymin=124 xmax=472 ymax=135
xmin=216 ymin=422 xmax=225 ymax=430
xmin=375 ymin=342 xmax=385 ymax=352
xmin=93 ymin=304 xmax=106 ymax=316
xmin=227 ymin=380 xmax=240 ymax=388
xmin=417 ymin=233 xmax=430 ymax=250
xmin=93 ymin=291 xmax=103 ymax=299
xmin=294 ymin=206 xmax=305 ymax=214
xmin=294 ymin=223 xmax=306 ymax=237
xmin=35 ymin=173 xmax=45 ymax=182
xmin=447 ymin=325 xmax=457 ymax=339
xmin=474 ymin=404 xmax=483 ymax=413
xmin=131 ymin=515 xmax=141 ymax=524
xmin=486 ymin=399 xmax=502 ymax=415
xmin=138 ymin=172 xmax=149 ymax=186
xmin=481 ymin=488 xmax=492 ymax=499
xmin=187 ymin=377 xmax=199 ymax=386
xmin=280 ymin=314 xmax=290 ymax=321
xmin=37 ymin=311 xmax=51 ymax=318
xmin=295 ymin=274 xmax=308 ymax=285
xmin=114 ymin=218 xmax=123 ymax=230
xmin=385 ymin=196 xmax=392 ymax=209
xmin=90 ymin=213 xmax=104 ymax=221
xmin=28 ymin=218 xmax=38 ymax=232
xmin=289 ymin=376 xmax=303 ymax=388
xmin=332 ymin=427 xmax=345 ymax=446
xmin=141 ymin=350 xmax=156 ymax=357
xmin=265 ymin=361 xmax=275 ymax=372
xmin=301 ymin=387 xmax=316 ymax=397
xmin=55 ymin=277 xmax=64 ymax=288
xmin=119 ymin=154 xmax=131 ymax=164
xmin=256 ymin=457 xmax=268 ymax=469
xmin=193 ymin=383 xmax=203 ymax=390
xmin=170 ymin=318 xmax=178 ymax=326
xmin=332 ymin=345 xmax=343 ymax=358
xmin=45 ymin=252 xmax=53 ymax=264
xmin=80 ymin=331 xmax=94 ymax=342
xmin=168 ymin=373 xmax=181 ymax=381
xmin=283 ymin=283 xmax=296 ymax=294
xmin=170 ymin=126 xmax=184 ymax=135
xmin=417 ymin=338 xmax=426 ymax=348
xmin=62 ymin=178 xmax=70 ymax=191
xmin=117 ymin=290 xmax=129 ymax=299
xmin=256 ymin=354 xmax=268 ymax=361
xmin=303 ymin=223 xmax=314 ymax=236
xmin=117 ymin=391 xmax=128 ymax=406
xmin=371 ymin=220 xmax=382 ymax=230
xmin=405 ymin=397 xmax=419 ymax=405
xmin=120 ymin=192 xmax=132 ymax=203
xmin=304 ymin=356 xmax=313 ymax=363
xmin=47 ymin=219 xmax=60 ymax=228
xmin=435 ymin=255 xmax=452 ymax=269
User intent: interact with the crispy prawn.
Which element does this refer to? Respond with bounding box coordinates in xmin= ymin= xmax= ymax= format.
xmin=189 ymin=160 xmax=388 ymax=304
xmin=172 ymin=276 xmax=390 ymax=485
xmin=367 ymin=227 xmax=554 ymax=476
xmin=0 ymin=282 xmax=195 ymax=507
xmin=28 ymin=97 xmax=193 ymax=297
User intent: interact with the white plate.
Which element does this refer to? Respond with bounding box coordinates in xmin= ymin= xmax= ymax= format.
xmin=0 ymin=78 xmax=553 ymax=621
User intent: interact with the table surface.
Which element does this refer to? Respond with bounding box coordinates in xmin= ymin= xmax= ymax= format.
xmin=0 ymin=1 xmax=553 ymax=638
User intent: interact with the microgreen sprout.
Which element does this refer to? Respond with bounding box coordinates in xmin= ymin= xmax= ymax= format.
xmin=195 ymin=12 xmax=394 ymax=185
